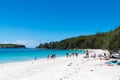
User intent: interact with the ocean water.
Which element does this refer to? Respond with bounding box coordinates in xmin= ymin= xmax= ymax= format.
xmin=0 ymin=48 xmax=84 ymax=64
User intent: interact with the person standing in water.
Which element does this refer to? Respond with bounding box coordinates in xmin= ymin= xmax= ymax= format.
xmin=53 ymin=53 xmax=56 ymax=59
xmin=72 ymin=52 xmax=75 ymax=57
xmin=47 ymin=54 xmax=50 ymax=60
xmin=76 ymin=52 xmax=78 ymax=57
xmin=34 ymin=56 xmax=37 ymax=60
xmin=66 ymin=53 xmax=69 ymax=58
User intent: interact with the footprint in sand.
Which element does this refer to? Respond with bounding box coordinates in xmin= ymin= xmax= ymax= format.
xmin=74 ymin=71 xmax=78 ymax=74
xmin=78 ymin=67 xmax=81 ymax=70
xmin=1 ymin=66 xmax=4 ymax=68
xmin=64 ymin=76 xmax=69 ymax=79
xmin=60 ymin=78 xmax=62 ymax=80
xmin=68 ymin=73 xmax=72 ymax=76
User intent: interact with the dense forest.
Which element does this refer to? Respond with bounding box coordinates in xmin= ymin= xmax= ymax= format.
xmin=0 ymin=44 xmax=26 ymax=48
xmin=37 ymin=26 xmax=120 ymax=51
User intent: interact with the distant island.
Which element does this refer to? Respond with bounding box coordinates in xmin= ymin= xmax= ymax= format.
xmin=37 ymin=26 xmax=120 ymax=51
xmin=0 ymin=44 xmax=26 ymax=48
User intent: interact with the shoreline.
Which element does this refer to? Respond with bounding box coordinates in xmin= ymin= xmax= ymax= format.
xmin=0 ymin=49 xmax=120 ymax=80
xmin=0 ymin=49 xmax=84 ymax=64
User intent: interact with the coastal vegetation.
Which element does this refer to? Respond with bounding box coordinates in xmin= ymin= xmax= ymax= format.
xmin=37 ymin=26 xmax=120 ymax=51
xmin=0 ymin=44 xmax=26 ymax=48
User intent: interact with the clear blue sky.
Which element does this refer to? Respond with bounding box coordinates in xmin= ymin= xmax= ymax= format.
xmin=0 ymin=0 xmax=120 ymax=47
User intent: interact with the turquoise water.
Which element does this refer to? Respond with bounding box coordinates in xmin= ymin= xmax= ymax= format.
xmin=0 ymin=48 xmax=84 ymax=64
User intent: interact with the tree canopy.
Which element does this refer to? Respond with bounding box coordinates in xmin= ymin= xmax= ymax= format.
xmin=0 ymin=44 xmax=26 ymax=48
xmin=37 ymin=26 xmax=120 ymax=51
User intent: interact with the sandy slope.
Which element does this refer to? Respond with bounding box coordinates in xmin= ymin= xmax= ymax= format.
xmin=0 ymin=49 xmax=120 ymax=80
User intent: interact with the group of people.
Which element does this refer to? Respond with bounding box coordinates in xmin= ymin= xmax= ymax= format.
xmin=47 ymin=54 xmax=56 ymax=60
xmin=84 ymin=50 xmax=111 ymax=60
xmin=35 ymin=50 xmax=117 ymax=61
xmin=66 ymin=52 xmax=78 ymax=58
xmin=47 ymin=52 xmax=79 ymax=60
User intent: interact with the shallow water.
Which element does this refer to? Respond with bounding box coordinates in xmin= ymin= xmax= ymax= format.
xmin=0 ymin=48 xmax=84 ymax=63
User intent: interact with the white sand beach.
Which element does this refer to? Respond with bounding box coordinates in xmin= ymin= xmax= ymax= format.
xmin=0 ymin=49 xmax=120 ymax=80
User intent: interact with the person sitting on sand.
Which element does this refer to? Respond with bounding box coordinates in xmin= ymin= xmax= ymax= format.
xmin=91 ymin=53 xmax=96 ymax=58
xmin=104 ymin=53 xmax=109 ymax=60
xmin=84 ymin=50 xmax=89 ymax=58
xmin=86 ymin=50 xmax=89 ymax=57
xmin=109 ymin=52 xmax=116 ymax=58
